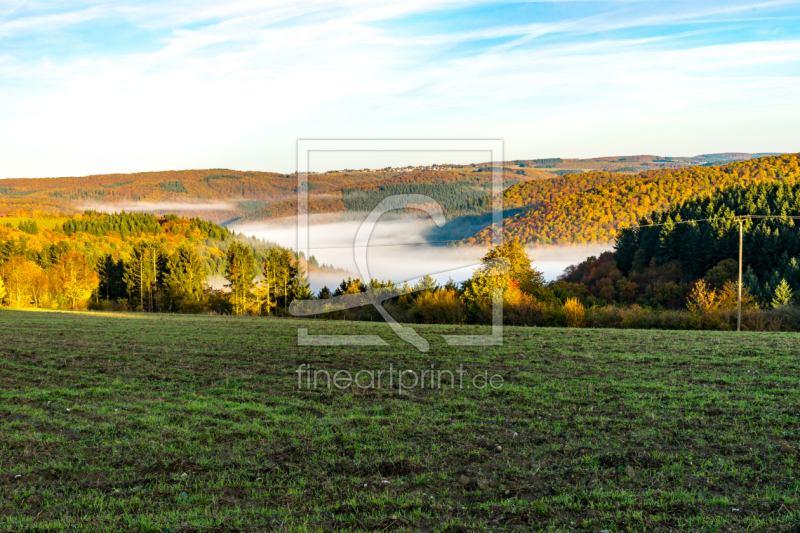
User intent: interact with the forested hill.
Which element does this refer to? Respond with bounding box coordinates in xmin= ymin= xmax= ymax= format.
xmin=0 ymin=211 xmax=274 ymax=282
xmin=1 ymin=153 xmax=773 ymax=227
xmin=465 ymin=153 xmax=800 ymax=246
xmin=614 ymin=180 xmax=800 ymax=305
xmin=0 ymin=210 xmax=344 ymax=313
xmin=0 ymin=169 xmax=383 ymax=223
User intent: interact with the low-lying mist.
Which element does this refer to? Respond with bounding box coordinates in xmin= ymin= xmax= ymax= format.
xmin=79 ymin=201 xmax=238 ymax=213
xmin=233 ymin=215 xmax=612 ymax=292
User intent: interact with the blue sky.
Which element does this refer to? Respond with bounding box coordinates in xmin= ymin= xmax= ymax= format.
xmin=1 ymin=0 xmax=799 ymax=178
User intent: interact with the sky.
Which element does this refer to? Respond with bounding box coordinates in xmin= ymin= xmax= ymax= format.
xmin=1 ymin=0 xmax=799 ymax=179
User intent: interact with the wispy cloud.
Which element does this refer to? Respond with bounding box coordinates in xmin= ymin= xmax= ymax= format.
xmin=1 ymin=0 xmax=799 ymax=179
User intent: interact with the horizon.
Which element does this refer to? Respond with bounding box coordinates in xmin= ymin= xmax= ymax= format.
xmin=0 ymin=150 xmax=788 ymax=180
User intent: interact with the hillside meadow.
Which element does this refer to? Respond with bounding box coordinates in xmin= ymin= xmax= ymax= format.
xmin=1 ymin=309 xmax=799 ymax=531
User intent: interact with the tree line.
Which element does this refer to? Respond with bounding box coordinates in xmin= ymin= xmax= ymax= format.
xmin=610 ymin=180 xmax=800 ymax=308
xmin=0 ymin=212 xmax=311 ymax=313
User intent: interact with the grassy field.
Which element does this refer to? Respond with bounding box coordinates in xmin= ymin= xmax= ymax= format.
xmin=1 ymin=217 xmax=70 ymax=230
xmin=1 ymin=309 xmax=799 ymax=532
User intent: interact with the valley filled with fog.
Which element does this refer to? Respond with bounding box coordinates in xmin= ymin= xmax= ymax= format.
xmin=233 ymin=215 xmax=612 ymax=291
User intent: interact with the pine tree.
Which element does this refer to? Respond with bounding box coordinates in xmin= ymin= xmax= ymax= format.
xmin=163 ymin=244 xmax=207 ymax=312
xmin=0 ymin=273 xmax=6 ymax=303
xmin=251 ymin=279 xmax=273 ymax=315
xmin=97 ymin=255 xmax=126 ymax=301
xmin=292 ymin=260 xmax=312 ymax=301
xmin=613 ymin=227 xmax=639 ymax=275
xmin=317 ymin=286 xmax=332 ymax=299
xmin=123 ymin=241 xmax=167 ymax=312
xmin=263 ymin=248 xmax=291 ymax=312
xmin=412 ymin=274 xmax=438 ymax=295
xmin=771 ymin=278 xmax=793 ymax=308
xmin=224 ymin=242 xmax=256 ymax=315
xmin=742 ymin=265 xmax=763 ymax=303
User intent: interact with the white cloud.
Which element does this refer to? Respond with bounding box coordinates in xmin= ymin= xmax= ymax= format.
xmin=1 ymin=0 xmax=799 ymax=179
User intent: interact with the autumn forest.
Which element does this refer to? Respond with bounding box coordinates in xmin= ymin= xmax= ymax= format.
xmin=2 ymin=152 xmax=800 ymax=331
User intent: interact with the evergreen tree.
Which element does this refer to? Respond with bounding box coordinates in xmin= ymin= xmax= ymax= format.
xmin=224 ymin=242 xmax=256 ymax=315
xmin=742 ymin=265 xmax=763 ymax=302
xmin=97 ymin=255 xmax=126 ymax=301
xmin=614 ymin=227 xmax=638 ymax=275
xmin=620 ymin=181 xmax=800 ymax=295
xmin=163 ymin=244 xmax=207 ymax=312
xmin=292 ymin=260 xmax=312 ymax=301
xmin=251 ymin=279 xmax=273 ymax=315
xmin=412 ymin=274 xmax=438 ymax=296
xmin=0 ymin=273 xmax=6 ymax=303
xmin=123 ymin=241 xmax=168 ymax=312
xmin=17 ymin=220 xmax=38 ymax=234
xmin=263 ymin=248 xmax=296 ymax=311
xmin=262 ymin=248 xmax=283 ymax=313
xmin=772 ymin=278 xmax=793 ymax=308
xmin=317 ymin=286 xmax=332 ymax=299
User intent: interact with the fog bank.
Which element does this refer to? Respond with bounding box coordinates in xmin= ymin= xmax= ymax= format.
xmin=80 ymin=201 xmax=237 ymax=213
xmin=233 ymin=215 xmax=612 ymax=291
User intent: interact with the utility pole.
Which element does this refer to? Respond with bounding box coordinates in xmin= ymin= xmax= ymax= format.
xmin=737 ymin=217 xmax=743 ymax=332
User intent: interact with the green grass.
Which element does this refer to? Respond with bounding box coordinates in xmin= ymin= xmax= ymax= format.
xmin=2 ymin=217 xmax=69 ymax=230
xmin=1 ymin=309 xmax=799 ymax=532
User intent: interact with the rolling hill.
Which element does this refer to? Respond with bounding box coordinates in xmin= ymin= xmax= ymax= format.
xmin=0 ymin=153 xmax=783 ymax=243
xmin=465 ymin=153 xmax=800 ymax=246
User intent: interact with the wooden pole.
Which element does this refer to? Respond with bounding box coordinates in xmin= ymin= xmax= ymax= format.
xmin=737 ymin=217 xmax=743 ymax=332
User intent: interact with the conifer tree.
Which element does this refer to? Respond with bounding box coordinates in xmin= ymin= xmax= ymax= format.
xmin=317 ymin=286 xmax=332 ymax=299
xmin=772 ymin=278 xmax=793 ymax=308
xmin=97 ymin=255 xmax=126 ymax=301
xmin=292 ymin=260 xmax=312 ymax=301
xmin=251 ymin=279 xmax=273 ymax=315
xmin=123 ymin=241 xmax=167 ymax=312
xmin=412 ymin=274 xmax=438 ymax=295
xmin=163 ymin=244 xmax=207 ymax=312
xmin=224 ymin=242 xmax=256 ymax=315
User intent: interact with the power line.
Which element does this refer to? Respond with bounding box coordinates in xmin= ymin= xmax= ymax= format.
xmin=631 ymin=214 xmax=800 ymax=230
xmin=303 ymin=239 xmax=465 ymax=250
xmin=627 ymin=213 xmax=800 ymax=333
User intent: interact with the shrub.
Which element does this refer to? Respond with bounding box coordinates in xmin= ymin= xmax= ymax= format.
xmin=563 ymin=298 xmax=585 ymax=328
xmin=585 ymin=305 xmax=625 ymax=328
xmin=717 ymin=281 xmax=756 ymax=310
xmin=414 ymin=289 xmax=466 ymax=324
xmin=640 ymin=281 xmax=684 ymax=309
xmin=768 ymin=305 xmax=800 ymax=330
xmin=687 ymin=280 xmax=720 ymax=315
xmin=543 ymin=304 xmax=566 ymax=327
xmin=504 ymin=293 xmax=546 ymax=326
